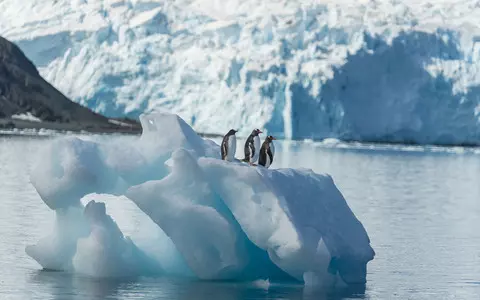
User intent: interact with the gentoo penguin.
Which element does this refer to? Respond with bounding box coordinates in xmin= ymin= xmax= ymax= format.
xmin=243 ymin=128 xmax=263 ymax=165
xmin=258 ymin=135 xmax=276 ymax=168
xmin=221 ymin=129 xmax=237 ymax=161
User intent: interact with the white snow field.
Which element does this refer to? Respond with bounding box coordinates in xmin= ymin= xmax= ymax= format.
xmin=26 ymin=112 xmax=375 ymax=287
xmin=1 ymin=0 xmax=479 ymax=144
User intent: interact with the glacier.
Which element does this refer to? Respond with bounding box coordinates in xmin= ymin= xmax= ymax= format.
xmin=26 ymin=111 xmax=375 ymax=287
xmin=1 ymin=0 xmax=480 ymax=145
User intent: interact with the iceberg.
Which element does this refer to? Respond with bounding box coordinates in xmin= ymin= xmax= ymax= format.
xmin=1 ymin=0 xmax=480 ymax=145
xmin=25 ymin=201 xmax=162 ymax=277
xmin=73 ymin=200 xmax=162 ymax=278
xmin=26 ymin=112 xmax=374 ymax=287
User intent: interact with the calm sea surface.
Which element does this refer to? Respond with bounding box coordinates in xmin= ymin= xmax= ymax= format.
xmin=0 ymin=135 xmax=479 ymax=299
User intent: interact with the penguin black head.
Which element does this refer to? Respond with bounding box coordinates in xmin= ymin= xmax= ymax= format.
xmin=251 ymin=128 xmax=263 ymax=136
xmin=227 ymin=129 xmax=238 ymax=136
xmin=266 ymin=135 xmax=276 ymax=142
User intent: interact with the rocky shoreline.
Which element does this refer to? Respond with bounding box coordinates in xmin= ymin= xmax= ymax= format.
xmin=0 ymin=35 xmax=142 ymax=134
xmin=0 ymin=117 xmax=141 ymax=134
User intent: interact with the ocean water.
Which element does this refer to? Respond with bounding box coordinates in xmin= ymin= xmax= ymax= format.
xmin=0 ymin=135 xmax=479 ymax=300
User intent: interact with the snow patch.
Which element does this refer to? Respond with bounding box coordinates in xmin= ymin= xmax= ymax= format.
xmin=108 ymin=119 xmax=133 ymax=127
xmin=11 ymin=112 xmax=42 ymax=122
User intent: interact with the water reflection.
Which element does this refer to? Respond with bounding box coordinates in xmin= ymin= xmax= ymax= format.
xmin=30 ymin=271 xmax=128 ymax=300
xmin=29 ymin=270 xmax=366 ymax=300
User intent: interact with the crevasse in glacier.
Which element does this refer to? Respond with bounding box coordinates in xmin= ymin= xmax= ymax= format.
xmin=1 ymin=0 xmax=480 ymax=145
xmin=26 ymin=111 xmax=375 ymax=286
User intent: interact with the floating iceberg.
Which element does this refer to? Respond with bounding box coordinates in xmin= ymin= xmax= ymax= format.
xmin=27 ymin=112 xmax=375 ymax=287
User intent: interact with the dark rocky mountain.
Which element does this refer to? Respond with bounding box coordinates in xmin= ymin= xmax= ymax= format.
xmin=0 ymin=36 xmax=141 ymax=133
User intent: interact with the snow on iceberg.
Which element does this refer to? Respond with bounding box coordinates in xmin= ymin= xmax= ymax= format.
xmin=30 ymin=137 xmax=120 ymax=209
xmin=2 ymin=0 xmax=480 ymax=145
xmin=73 ymin=200 xmax=162 ymax=278
xmin=25 ymin=201 xmax=162 ymax=277
xmin=198 ymin=159 xmax=374 ymax=284
xmin=27 ymin=112 xmax=374 ymax=286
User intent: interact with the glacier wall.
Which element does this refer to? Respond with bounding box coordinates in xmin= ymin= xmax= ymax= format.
xmin=1 ymin=0 xmax=480 ymax=144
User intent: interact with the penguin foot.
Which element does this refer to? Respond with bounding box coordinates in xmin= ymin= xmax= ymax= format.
xmin=249 ymin=163 xmax=257 ymax=166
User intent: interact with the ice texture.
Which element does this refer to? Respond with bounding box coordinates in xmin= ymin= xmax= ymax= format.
xmin=1 ymin=0 xmax=480 ymax=145
xmin=26 ymin=112 xmax=374 ymax=286
xmin=25 ymin=201 xmax=162 ymax=277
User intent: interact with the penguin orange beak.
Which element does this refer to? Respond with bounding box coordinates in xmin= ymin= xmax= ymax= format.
xmin=271 ymin=137 xmax=276 ymax=140
xmin=259 ymin=130 xmax=263 ymax=133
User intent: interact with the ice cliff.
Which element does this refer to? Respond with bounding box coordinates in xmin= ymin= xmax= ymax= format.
xmin=26 ymin=112 xmax=375 ymax=287
xmin=2 ymin=0 xmax=478 ymax=144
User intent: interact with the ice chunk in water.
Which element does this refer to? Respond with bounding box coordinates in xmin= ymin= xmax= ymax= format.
xmin=26 ymin=112 xmax=374 ymax=286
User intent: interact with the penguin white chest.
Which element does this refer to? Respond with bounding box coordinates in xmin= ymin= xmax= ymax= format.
xmin=227 ymin=135 xmax=236 ymax=161
xmin=265 ymin=154 xmax=271 ymax=168
xmin=252 ymin=136 xmax=260 ymax=162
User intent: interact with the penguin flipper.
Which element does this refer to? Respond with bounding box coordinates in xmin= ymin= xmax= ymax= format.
xmin=267 ymin=147 xmax=273 ymax=164
xmin=221 ymin=138 xmax=228 ymax=160
xmin=244 ymin=142 xmax=251 ymax=162
xmin=249 ymin=143 xmax=255 ymax=162
xmin=258 ymin=149 xmax=266 ymax=166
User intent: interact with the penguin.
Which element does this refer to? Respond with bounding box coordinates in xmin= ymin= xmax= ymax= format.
xmin=221 ymin=129 xmax=237 ymax=161
xmin=258 ymin=135 xmax=276 ymax=168
xmin=243 ymin=128 xmax=263 ymax=165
